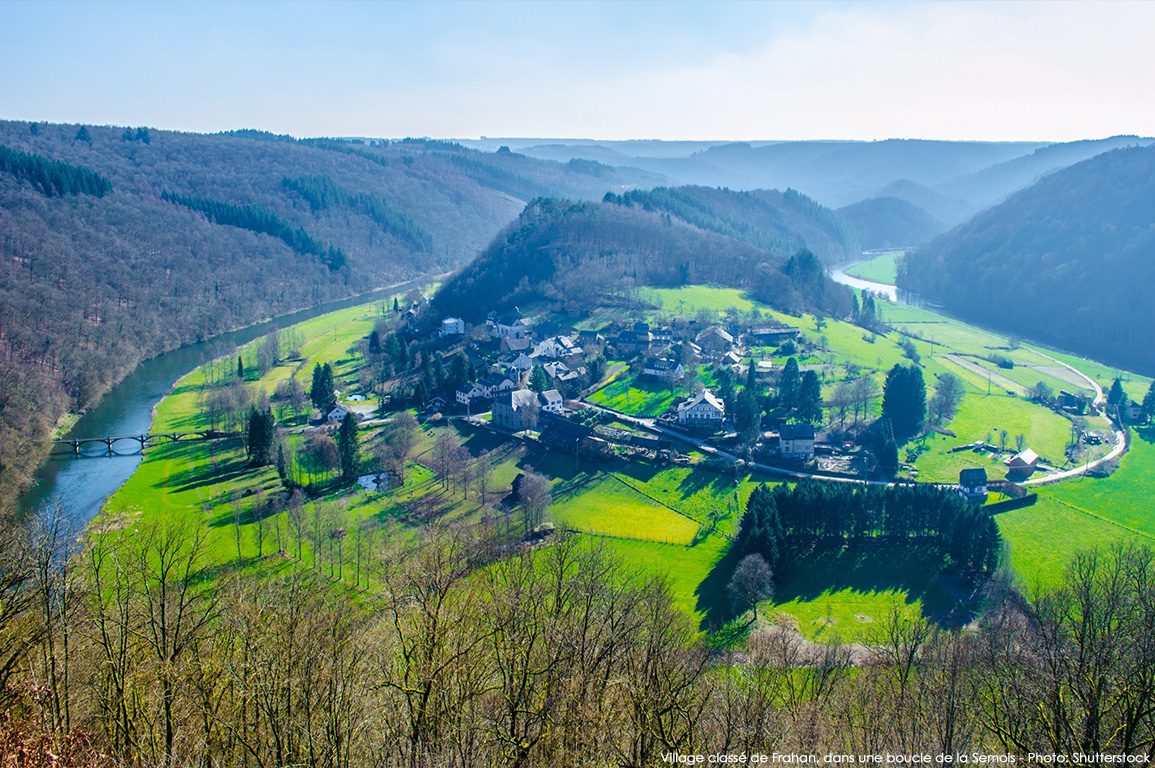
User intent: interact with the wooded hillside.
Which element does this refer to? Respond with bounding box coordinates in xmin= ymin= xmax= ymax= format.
xmin=0 ymin=121 xmax=665 ymax=510
xmin=433 ymin=196 xmax=853 ymax=321
xmin=899 ymin=144 xmax=1155 ymax=374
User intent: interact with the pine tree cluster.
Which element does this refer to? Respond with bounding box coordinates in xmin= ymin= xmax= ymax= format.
xmin=736 ymin=480 xmax=1001 ymax=574
xmin=161 ymin=190 xmax=347 ymax=271
xmin=0 ymin=144 xmax=112 ymax=197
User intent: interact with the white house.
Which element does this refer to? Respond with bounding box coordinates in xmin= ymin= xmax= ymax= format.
xmin=644 ymin=358 xmax=686 ymax=381
xmin=534 ymin=335 xmax=583 ymax=360
xmin=327 ymin=405 xmax=353 ymax=423
xmin=479 ymin=373 xmax=518 ymax=398
xmin=490 ymin=314 xmax=532 ymax=340
xmin=505 ymin=352 xmax=535 ymax=373
xmin=537 ymin=389 xmax=563 ymax=413
xmin=677 ymin=390 xmax=725 ymax=427
xmin=778 ymin=423 xmax=815 ymax=460
xmin=440 ymin=317 xmax=465 ymax=337
xmin=456 ymin=381 xmax=485 ymax=405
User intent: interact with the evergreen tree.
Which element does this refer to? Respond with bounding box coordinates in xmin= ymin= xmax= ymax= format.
xmin=797 ymin=370 xmax=823 ymax=424
xmin=745 ymin=358 xmax=759 ymax=398
xmin=338 ymin=413 xmax=360 ymax=483
xmin=276 ymin=443 xmax=288 ymax=482
xmin=246 ymin=407 xmax=275 ymax=466
xmin=393 ymin=297 xmax=400 ymax=313
xmin=881 ymin=363 xmax=927 ymax=443
xmin=74 ymin=125 xmax=91 ymax=144
xmin=450 ymin=352 xmax=469 ymax=389
xmin=735 ymin=388 xmax=760 ymax=445
xmin=1108 ymin=378 xmax=1125 ymax=409
xmin=310 ymin=363 xmax=336 ymax=411
xmin=368 ymin=330 xmax=381 ymax=355
xmin=1142 ymin=381 xmax=1155 ymax=422
xmin=237 ymin=356 xmax=244 ymax=380
xmin=778 ymin=357 xmax=800 ymax=410
xmin=530 ymin=365 xmax=550 ymax=393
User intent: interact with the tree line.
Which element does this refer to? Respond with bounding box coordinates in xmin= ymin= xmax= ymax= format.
xmin=736 ymin=481 xmax=1001 ymax=575
xmin=1 ymin=505 xmax=1152 ymax=766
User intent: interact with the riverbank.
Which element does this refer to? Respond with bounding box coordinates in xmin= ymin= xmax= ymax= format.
xmin=18 ymin=274 xmax=440 ymax=526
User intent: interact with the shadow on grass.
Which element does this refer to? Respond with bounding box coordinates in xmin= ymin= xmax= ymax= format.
xmin=168 ymin=457 xmax=254 ymax=495
xmin=694 ymin=540 xmax=741 ymax=629
xmin=774 ymin=540 xmax=960 ymax=623
xmin=1136 ymin=426 xmax=1155 ymax=445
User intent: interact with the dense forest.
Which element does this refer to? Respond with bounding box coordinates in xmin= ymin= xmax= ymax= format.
xmin=899 ymin=144 xmax=1155 ymax=374
xmin=0 ymin=121 xmax=666 ymax=510
xmin=432 ymin=196 xmax=854 ymax=321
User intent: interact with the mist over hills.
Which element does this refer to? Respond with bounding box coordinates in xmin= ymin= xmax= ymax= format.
xmin=900 ymin=143 xmax=1155 ymax=374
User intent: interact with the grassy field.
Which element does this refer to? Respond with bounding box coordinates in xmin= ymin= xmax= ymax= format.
xmin=587 ymin=371 xmax=686 ymax=416
xmin=641 ymin=285 xmax=756 ymax=314
xmin=769 ymin=541 xmax=958 ymax=643
xmin=846 ymin=252 xmax=901 ymax=285
xmin=550 ymin=474 xmax=700 ymax=545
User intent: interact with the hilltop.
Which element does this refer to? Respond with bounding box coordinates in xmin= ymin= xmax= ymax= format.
xmin=433 ymin=194 xmax=854 ymax=321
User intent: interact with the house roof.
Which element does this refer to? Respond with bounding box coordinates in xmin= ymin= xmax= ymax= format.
xmin=480 ymin=372 xmax=513 ymax=385
xmin=645 ymin=358 xmax=681 ymax=371
xmin=1010 ymin=448 xmax=1039 ymax=466
xmin=959 ymin=468 xmax=988 ymax=486
xmin=538 ymin=413 xmax=593 ymax=448
xmin=780 ymin=423 xmax=815 ymax=440
xmin=679 ymin=390 xmax=724 ymax=413
xmin=538 ymin=389 xmax=562 ymax=405
xmin=696 ymin=326 xmax=734 ymax=344
xmin=457 ymin=382 xmax=481 ymax=395
xmin=495 ymin=389 xmax=539 ymax=410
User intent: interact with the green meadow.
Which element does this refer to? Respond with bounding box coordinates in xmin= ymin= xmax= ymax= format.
xmin=846 ymin=251 xmax=901 ymax=285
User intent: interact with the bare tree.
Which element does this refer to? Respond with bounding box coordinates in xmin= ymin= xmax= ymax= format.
xmin=727 ymin=553 xmax=774 ymax=623
xmin=517 ymin=470 xmax=552 ymax=537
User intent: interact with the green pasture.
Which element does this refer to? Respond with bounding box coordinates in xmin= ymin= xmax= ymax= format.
xmin=550 ymin=474 xmax=700 ymax=545
xmin=769 ymin=540 xmax=959 ymax=643
xmin=641 ymin=285 xmax=756 ymax=314
xmin=846 ymin=252 xmax=900 ymax=285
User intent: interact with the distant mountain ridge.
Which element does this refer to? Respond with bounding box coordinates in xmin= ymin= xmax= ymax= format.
xmin=900 ymin=144 xmax=1155 ymax=374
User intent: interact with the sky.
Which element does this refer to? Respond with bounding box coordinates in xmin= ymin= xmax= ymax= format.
xmin=3 ymin=0 xmax=1154 ymax=142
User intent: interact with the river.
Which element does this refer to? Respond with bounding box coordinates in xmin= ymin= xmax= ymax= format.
xmin=19 ymin=278 xmax=430 ymax=527
xmin=829 ymin=253 xmax=927 ymax=308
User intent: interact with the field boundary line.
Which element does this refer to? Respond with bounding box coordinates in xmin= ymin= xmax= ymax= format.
xmin=1050 ymin=497 xmax=1155 ymax=542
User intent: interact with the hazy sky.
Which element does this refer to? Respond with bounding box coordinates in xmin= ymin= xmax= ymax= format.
xmin=4 ymin=0 xmax=1154 ymax=142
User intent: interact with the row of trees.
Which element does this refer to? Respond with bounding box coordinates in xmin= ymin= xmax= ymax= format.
xmin=161 ymin=190 xmax=348 ymax=271
xmin=736 ymin=481 xmax=1001 ymax=574
xmin=2 ymin=507 xmax=1153 ymax=766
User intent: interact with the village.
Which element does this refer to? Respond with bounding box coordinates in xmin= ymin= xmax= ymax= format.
xmin=308 ymin=287 xmax=1129 ymax=516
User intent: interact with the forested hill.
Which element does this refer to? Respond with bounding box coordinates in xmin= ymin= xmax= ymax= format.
xmin=0 ymin=120 xmax=664 ymax=510
xmin=433 ymin=196 xmax=853 ymax=322
xmin=837 ymin=197 xmax=946 ymax=249
xmin=601 ymin=185 xmax=858 ymax=264
xmin=899 ymin=144 xmax=1155 ymax=374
